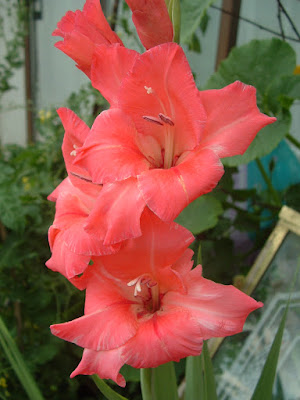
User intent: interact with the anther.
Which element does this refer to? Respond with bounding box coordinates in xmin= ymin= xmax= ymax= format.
xmin=70 ymin=172 xmax=100 ymax=184
xmin=127 ymin=275 xmax=157 ymax=297
xmin=70 ymin=144 xmax=79 ymax=156
xmin=144 ymin=86 xmax=153 ymax=94
xmin=143 ymin=116 xmax=163 ymax=126
xmin=158 ymin=113 xmax=174 ymax=126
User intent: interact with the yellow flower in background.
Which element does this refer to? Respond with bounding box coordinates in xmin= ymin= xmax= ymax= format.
xmin=294 ymin=65 xmax=300 ymax=75
xmin=38 ymin=109 xmax=53 ymax=123
xmin=0 ymin=377 xmax=7 ymax=388
xmin=22 ymin=176 xmax=31 ymax=191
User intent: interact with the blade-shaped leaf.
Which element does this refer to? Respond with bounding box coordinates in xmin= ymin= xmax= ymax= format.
xmin=185 ymin=355 xmax=204 ymax=400
xmin=92 ymin=376 xmax=129 ymax=400
xmin=141 ymin=363 xmax=179 ymax=400
xmin=0 ymin=316 xmax=45 ymax=400
xmin=202 ymin=341 xmax=218 ymax=400
xmin=251 ymin=296 xmax=290 ymax=400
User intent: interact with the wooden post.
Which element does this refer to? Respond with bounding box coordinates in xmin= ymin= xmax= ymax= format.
xmin=215 ymin=0 xmax=242 ymax=69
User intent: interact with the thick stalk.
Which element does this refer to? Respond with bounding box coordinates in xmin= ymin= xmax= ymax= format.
xmin=140 ymin=368 xmax=153 ymax=400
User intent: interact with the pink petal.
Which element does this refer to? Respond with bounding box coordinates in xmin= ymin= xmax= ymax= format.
xmin=119 ymin=43 xmax=206 ymax=157
xmin=171 ymin=248 xmax=194 ymax=276
xmin=82 ymin=266 xmax=131 ymax=314
xmin=122 ymin=310 xmax=203 ymax=368
xmin=199 ymin=81 xmax=277 ymax=158
xmin=125 ymin=0 xmax=173 ymax=49
xmin=47 ymin=188 xmax=119 ymax=279
xmin=166 ymin=266 xmax=263 ymax=339
xmin=54 ymin=193 xmax=119 ymax=253
xmin=82 ymin=0 xmax=121 ymax=45
xmin=47 ymin=177 xmax=73 ymax=202
xmin=85 ymin=178 xmax=146 ymax=245
xmin=51 ymin=303 xmax=138 ymax=352
xmin=70 ymin=348 xmax=126 ymax=387
xmin=54 ymin=31 xmax=95 ymax=76
xmin=91 ymin=44 xmax=138 ymax=106
xmin=53 ymin=0 xmax=122 ymax=76
xmin=46 ymin=228 xmax=91 ymax=279
xmin=99 ymin=209 xmax=194 ymax=281
xmin=75 ymin=109 xmax=149 ymax=184
xmin=138 ymin=147 xmax=224 ymax=221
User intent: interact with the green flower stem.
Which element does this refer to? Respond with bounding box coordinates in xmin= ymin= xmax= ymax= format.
xmin=255 ymin=158 xmax=281 ymax=206
xmin=286 ymin=133 xmax=300 ymax=150
xmin=166 ymin=0 xmax=181 ymax=43
xmin=140 ymin=368 xmax=153 ymax=400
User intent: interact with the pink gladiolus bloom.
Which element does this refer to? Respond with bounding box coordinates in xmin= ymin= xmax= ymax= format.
xmin=46 ymin=108 xmax=120 ymax=280
xmin=70 ymin=43 xmax=276 ymax=244
xmin=46 ymin=177 xmax=120 ymax=280
xmin=51 ymin=213 xmax=263 ymax=386
xmin=125 ymin=0 xmax=173 ymax=49
xmin=53 ymin=0 xmax=173 ymax=76
xmin=52 ymin=0 xmax=122 ymax=76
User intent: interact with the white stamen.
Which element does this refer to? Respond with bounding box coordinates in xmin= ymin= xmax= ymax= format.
xmin=70 ymin=150 xmax=77 ymax=156
xmin=73 ymin=144 xmax=78 ymax=149
xmin=127 ymin=275 xmax=157 ymax=297
xmin=127 ymin=277 xmax=139 ymax=287
xmin=144 ymin=86 xmax=153 ymax=94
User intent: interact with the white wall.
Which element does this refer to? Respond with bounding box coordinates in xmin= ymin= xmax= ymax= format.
xmin=0 ymin=5 xmax=27 ymax=147
xmin=35 ymin=0 xmax=88 ymax=109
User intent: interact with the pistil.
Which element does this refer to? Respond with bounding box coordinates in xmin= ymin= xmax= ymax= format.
xmin=163 ymin=127 xmax=175 ymax=169
xmin=127 ymin=275 xmax=160 ymax=313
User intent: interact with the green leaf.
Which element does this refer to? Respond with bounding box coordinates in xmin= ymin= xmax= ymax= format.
xmin=141 ymin=363 xmax=179 ymax=400
xmin=283 ymin=183 xmax=300 ymax=212
xmin=205 ymin=38 xmax=296 ymax=95
xmin=175 ymin=194 xmax=223 ymax=234
xmin=251 ymin=297 xmax=290 ymax=400
xmin=0 ymin=316 xmax=45 ymax=400
xmin=188 ymin=32 xmax=201 ymax=53
xmin=185 ymin=355 xmax=204 ymax=400
xmin=202 ymin=341 xmax=218 ymax=400
xmin=205 ymin=39 xmax=297 ymax=166
xmin=185 ymin=342 xmax=217 ymax=400
xmin=181 ymin=0 xmax=218 ymax=44
xmin=266 ymin=74 xmax=300 ymax=113
xmin=222 ymin=111 xmax=291 ymax=166
xmin=92 ymin=375 xmax=129 ymax=400
xmin=120 ymin=364 xmax=140 ymax=382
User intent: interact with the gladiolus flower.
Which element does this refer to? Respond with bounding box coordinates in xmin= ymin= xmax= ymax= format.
xmin=125 ymin=0 xmax=174 ymax=49
xmin=52 ymin=0 xmax=174 ymax=76
xmin=51 ymin=213 xmax=263 ymax=386
xmin=70 ymin=42 xmax=276 ymax=245
xmin=46 ymin=177 xmax=120 ymax=280
xmin=52 ymin=0 xmax=122 ymax=76
xmin=46 ymin=108 xmax=120 ymax=280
